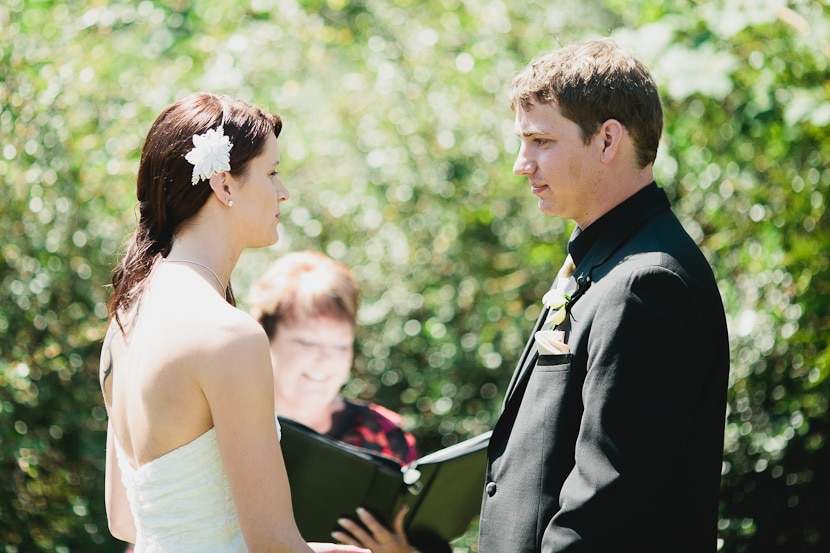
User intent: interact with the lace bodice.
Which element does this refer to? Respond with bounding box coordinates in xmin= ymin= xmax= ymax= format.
xmin=115 ymin=428 xmax=247 ymax=552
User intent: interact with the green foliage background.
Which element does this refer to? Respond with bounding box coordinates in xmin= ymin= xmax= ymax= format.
xmin=1 ymin=0 xmax=828 ymax=551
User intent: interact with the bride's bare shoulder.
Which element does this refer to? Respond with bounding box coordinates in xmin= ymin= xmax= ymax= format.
xmin=138 ymin=278 xmax=271 ymax=379
xmin=177 ymin=302 xmax=267 ymax=356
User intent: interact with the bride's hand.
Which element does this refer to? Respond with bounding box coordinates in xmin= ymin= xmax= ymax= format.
xmin=307 ymin=543 xmax=370 ymax=552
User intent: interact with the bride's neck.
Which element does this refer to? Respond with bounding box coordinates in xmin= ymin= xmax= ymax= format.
xmin=167 ymin=232 xmax=238 ymax=286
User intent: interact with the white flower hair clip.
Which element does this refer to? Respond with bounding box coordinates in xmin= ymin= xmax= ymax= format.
xmin=184 ymin=115 xmax=233 ymax=186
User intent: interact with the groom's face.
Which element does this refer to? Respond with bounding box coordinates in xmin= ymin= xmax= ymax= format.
xmin=512 ymin=101 xmax=604 ymax=228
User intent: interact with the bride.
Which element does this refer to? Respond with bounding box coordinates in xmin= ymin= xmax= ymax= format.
xmin=100 ymin=92 xmax=368 ymax=553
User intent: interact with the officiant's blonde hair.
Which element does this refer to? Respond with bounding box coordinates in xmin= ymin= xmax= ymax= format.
xmin=248 ymin=251 xmax=358 ymax=340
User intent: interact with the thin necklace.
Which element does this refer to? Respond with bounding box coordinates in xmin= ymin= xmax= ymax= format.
xmin=164 ymin=259 xmax=226 ymax=294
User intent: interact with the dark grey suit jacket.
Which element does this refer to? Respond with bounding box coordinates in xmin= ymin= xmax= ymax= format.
xmin=478 ymin=184 xmax=729 ymax=552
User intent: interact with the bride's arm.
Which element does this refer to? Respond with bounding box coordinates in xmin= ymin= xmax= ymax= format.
xmin=200 ymin=317 xmax=366 ymax=553
xmin=105 ymin=424 xmax=137 ymax=544
xmin=101 ymin=333 xmax=136 ymax=545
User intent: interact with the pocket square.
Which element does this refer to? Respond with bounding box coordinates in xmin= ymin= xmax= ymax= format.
xmin=535 ymin=330 xmax=570 ymax=355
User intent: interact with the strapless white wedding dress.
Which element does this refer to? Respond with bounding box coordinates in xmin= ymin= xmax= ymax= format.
xmin=115 ymin=428 xmax=248 ymax=552
xmin=115 ymin=418 xmax=282 ymax=553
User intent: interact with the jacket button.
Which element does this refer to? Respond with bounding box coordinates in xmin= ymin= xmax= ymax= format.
xmin=486 ymin=482 xmax=497 ymax=496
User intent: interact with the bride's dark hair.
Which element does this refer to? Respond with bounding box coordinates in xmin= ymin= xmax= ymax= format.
xmin=107 ymin=92 xmax=282 ymax=330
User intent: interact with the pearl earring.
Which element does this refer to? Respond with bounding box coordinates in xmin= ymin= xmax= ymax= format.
xmin=227 ymin=199 xmax=234 ymax=207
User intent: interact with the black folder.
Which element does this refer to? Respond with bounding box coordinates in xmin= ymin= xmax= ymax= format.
xmin=278 ymin=416 xmax=491 ymax=546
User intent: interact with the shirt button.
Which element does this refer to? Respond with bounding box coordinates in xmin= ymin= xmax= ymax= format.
xmin=486 ymin=482 xmax=497 ymax=496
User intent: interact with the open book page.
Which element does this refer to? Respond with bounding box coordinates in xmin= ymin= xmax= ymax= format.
xmin=405 ymin=430 xmax=492 ymax=468
xmin=400 ymin=431 xmax=491 ymax=543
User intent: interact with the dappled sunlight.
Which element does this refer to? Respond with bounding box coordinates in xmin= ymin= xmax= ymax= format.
xmin=2 ymin=0 xmax=829 ymax=550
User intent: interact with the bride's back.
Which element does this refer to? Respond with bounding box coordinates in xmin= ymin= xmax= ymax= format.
xmin=102 ymin=265 xmax=259 ymax=552
xmin=104 ymin=266 xmax=244 ymax=471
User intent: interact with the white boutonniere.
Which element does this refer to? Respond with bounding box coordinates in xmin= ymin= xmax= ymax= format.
xmin=184 ymin=126 xmax=233 ymax=185
xmin=542 ymin=288 xmax=571 ymax=328
xmin=536 ymin=257 xmax=576 ymax=355
xmin=536 ymin=290 xmax=572 ymax=355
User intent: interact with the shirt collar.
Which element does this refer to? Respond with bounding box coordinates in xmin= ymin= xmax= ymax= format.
xmin=568 ymin=182 xmax=669 ymax=269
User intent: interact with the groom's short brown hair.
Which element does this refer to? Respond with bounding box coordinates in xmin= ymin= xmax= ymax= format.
xmin=509 ymin=38 xmax=663 ymax=168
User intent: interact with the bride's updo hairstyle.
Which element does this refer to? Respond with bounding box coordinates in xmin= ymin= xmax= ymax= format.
xmin=108 ymin=92 xmax=282 ymax=328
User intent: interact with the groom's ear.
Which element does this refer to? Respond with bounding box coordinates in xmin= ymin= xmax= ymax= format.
xmin=598 ymin=119 xmax=624 ymax=164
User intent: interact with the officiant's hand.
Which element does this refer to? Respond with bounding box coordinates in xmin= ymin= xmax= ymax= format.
xmin=332 ymin=505 xmax=413 ymax=553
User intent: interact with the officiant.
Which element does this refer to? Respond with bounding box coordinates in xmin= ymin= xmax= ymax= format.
xmin=248 ymin=250 xmax=446 ymax=553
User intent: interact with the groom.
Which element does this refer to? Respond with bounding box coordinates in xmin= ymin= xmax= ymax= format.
xmin=477 ymin=39 xmax=730 ymax=552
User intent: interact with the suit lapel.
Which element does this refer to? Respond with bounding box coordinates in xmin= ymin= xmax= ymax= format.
xmin=501 ymin=259 xmax=582 ymax=409
xmin=502 ymin=305 xmax=550 ymax=406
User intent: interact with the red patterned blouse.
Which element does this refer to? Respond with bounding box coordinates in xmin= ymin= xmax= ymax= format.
xmin=327 ymin=398 xmax=418 ymax=465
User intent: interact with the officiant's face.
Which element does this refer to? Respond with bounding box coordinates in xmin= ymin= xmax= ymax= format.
xmin=269 ymin=316 xmax=355 ymax=409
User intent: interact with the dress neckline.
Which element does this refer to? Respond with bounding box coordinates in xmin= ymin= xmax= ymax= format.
xmin=114 ymin=427 xmax=216 ymax=474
